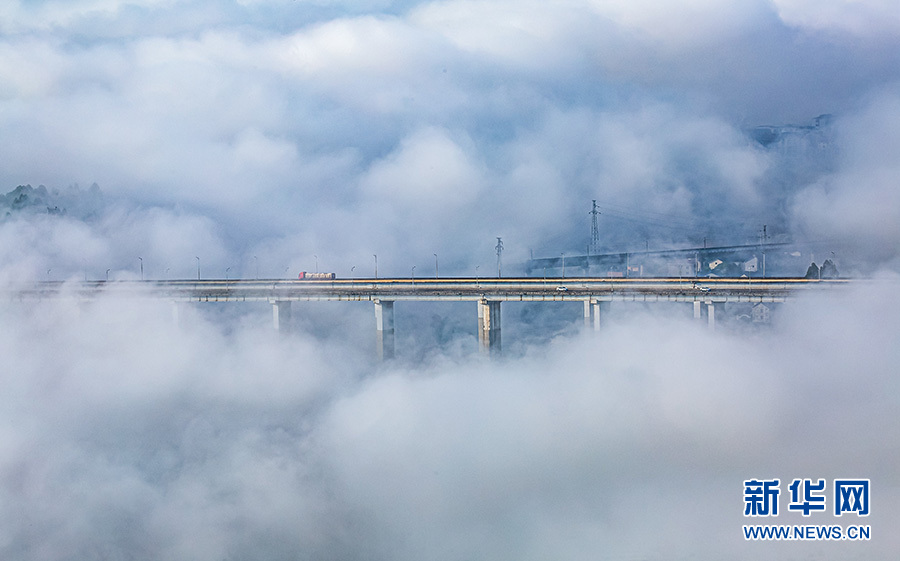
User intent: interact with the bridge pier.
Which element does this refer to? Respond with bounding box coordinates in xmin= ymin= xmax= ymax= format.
xmin=707 ymin=301 xmax=715 ymax=329
xmin=272 ymin=300 xmax=292 ymax=333
xmin=693 ymin=301 xmax=702 ymax=320
xmin=584 ymin=299 xmax=604 ymax=331
xmin=375 ymin=299 xmax=395 ymax=361
xmin=478 ymin=300 xmax=485 ymax=349
xmin=478 ymin=299 xmax=501 ymax=355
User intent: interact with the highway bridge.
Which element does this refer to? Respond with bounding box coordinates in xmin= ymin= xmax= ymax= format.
xmin=4 ymin=277 xmax=853 ymax=358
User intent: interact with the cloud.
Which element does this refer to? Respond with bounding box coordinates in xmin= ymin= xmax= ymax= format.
xmin=2 ymin=1 xmax=899 ymax=274
xmin=772 ymin=0 xmax=900 ymax=36
xmin=1 ymin=279 xmax=897 ymax=560
xmin=791 ymin=86 xmax=900 ymax=268
xmin=360 ymin=126 xmax=485 ymax=207
xmin=1 ymin=2 xmax=900 ymax=558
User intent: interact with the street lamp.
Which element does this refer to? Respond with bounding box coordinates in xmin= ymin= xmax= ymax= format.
xmin=351 ymin=265 xmax=356 ymax=277
xmin=225 ymin=267 xmax=231 ymax=280
xmin=254 ymin=255 xmax=258 ymax=279
xmin=433 ymin=253 xmax=438 ymax=278
xmin=314 ymin=254 xmax=318 ymax=274
xmin=373 ymin=254 xmax=378 ymax=279
xmin=561 ymin=253 xmax=565 ymax=278
xmin=411 ymin=265 xmax=416 ymax=279
xmin=196 ymin=256 xmax=200 ymax=280
xmin=138 ymin=257 xmax=143 ymax=281
xmin=106 ymin=268 xmax=110 ymax=281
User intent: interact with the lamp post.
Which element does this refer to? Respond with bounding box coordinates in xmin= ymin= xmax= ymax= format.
xmin=106 ymin=268 xmax=110 ymax=281
xmin=314 ymin=254 xmax=318 ymax=274
xmin=254 ymin=255 xmax=258 ymax=279
xmin=411 ymin=265 xmax=416 ymax=279
xmin=374 ymin=254 xmax=378 ymax=279
xmin=195 ymin=256 xmax=200 ymax=280
xmin=138 ymin=257 xmax=143 ymax=281
xmin=225 ymin=267 xmax=231 ymax=280
xmin=433 ymin=253 xmax=438 ymax=278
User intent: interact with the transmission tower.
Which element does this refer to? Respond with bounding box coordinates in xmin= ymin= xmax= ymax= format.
xmin=495 ymin=237 xmax=503 ymax=278
xmin=589 ymin=200 xmax=601 ymax=255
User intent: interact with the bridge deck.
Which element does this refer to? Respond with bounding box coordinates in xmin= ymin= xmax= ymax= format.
xmin=5 ymin=277 xmax=851 ymax=303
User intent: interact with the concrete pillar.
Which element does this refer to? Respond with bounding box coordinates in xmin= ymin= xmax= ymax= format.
xmin=375 ymin=299 xmax=395 ymax=361
xmin=707 ymin=301 xmax=715 ymax=329
xmin=478 ymin=299 xmax=501 ymax=355
xmin=693 ymin=300 xmax=702 ymax=320
xmin=273 ymin=300 xmax=292 ymax=332
xmin=592 ymin=300 xmax=601 ymax=332
xmin=583 ymin=300 xmax=591 ymax=329
xmin=477 ymin=300 xmax=486 ymax=349
xmin=488 ymin=301 xmax=501 ymax=353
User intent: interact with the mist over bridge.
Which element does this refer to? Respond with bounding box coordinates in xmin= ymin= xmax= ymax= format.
xmin=6 ymin=277 xmax=853 ymax=359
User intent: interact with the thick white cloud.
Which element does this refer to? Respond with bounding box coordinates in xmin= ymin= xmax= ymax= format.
xmin=2 ymin=1 xmax=898 ymax=269
xmin=1 ymin=2 xmax=899 ymax=558
xmin=360 ymin=126 xmax=485 ymax=208
xmin=0 ymin=281 xmax=897 ymax=560
xmin=791 ymin=87 xmax=900 ymax=268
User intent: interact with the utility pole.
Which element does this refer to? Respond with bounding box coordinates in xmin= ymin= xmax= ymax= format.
xmin=759 ymin=225 xmax=768 ymax=277
xmin=495 ymin=237 xmax=503 ymax=278
xmin=589 ymin=200 xmax=601 ymax=256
